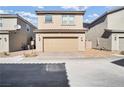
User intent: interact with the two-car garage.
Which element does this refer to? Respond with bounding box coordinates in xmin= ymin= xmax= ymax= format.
xmin=43 ymin=37 xmax=78 ymax=52
xmin=35 ymin=31 xmax=85 ymax=52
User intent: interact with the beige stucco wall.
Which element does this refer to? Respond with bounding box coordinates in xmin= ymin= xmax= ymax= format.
xmin=0 ymin=18 xmax=17 ymax=30
xmin=0 ymin=34 xmax=9 ymax=52
xmin=108 ymin=9 xmax=124 ymax=30
xmin=38 ymin=15 xmax=83 ymax=29
xmin=36 ymin=33 xmax=85 ymax=52
xmin=86 ymin=16 xmax=112 ymax=50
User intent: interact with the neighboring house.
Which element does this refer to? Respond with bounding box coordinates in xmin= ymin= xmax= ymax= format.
xmin=83 ymin=22 xmax=90 ymax=30
xmin=86 ymin=7 xmax=124 ymax=51
xmin=35 ymin=11 xmax=85 ymax=52
xmin=0 ymin=14 xmax=37 ymax=52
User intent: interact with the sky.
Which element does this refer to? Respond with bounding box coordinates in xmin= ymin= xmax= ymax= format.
xmin=0 ymin=6 xmax=117 ymax=26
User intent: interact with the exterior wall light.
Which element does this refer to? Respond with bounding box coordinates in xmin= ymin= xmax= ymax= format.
xmin=114 ymin=37 xmax=116 ymax=40
xmin=39 ymin=37 xmax=41 ymax=41
xmin=4 ymin=38 xmax=7 ymax=42
xmin=81 ymin=37 xmax=83 ymax=41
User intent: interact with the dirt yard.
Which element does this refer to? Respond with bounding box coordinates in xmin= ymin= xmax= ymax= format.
xmin=0 ymin=49 xmax=120 ymax=58
xmin=83 ymin=49 xmax=119 ymax=57
xmin=0 ymin=50 xmax=39 ymax=57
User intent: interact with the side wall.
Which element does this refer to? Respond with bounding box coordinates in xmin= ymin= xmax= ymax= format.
xmin=86 ymin=16 xmax=112 ymax=50
xmin=9 ymin=18 xmax=36 ymax=52
xmin=108 ymin=9 xmax=124 ymax=30
xmin=17 ymin=18 xmax=35 ymax=40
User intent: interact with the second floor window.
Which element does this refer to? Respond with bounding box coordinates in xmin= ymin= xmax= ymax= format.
xmin=45 ymin=15 xmax=52 ymax=23
xmin=62 ymin=15 xmax=75 ymax=26
xmin=0 ymin=18 xmax=2 ymax=27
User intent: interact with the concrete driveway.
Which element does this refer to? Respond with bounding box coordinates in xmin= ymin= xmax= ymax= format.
xmin=65 ymin=57 xmax=124 ymax=87
xmin=0 ymin=56 xmax=124 ymax=87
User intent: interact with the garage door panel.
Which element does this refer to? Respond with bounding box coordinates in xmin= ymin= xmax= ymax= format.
xmin=119 ymin=37 xmax=124 ymax=51
xmin=0 ymin=35 xmax=9 ymax=52
xmin=43 ymin=37 xmax=78 ymax=52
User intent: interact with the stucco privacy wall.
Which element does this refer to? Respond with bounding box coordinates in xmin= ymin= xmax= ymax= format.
xmin=107 ymin=9 xmax=124 ymax=30
xmin=36 ymin=33 xmax=85 ymax=52
xmin=38 ymin=15 xmax=83 ymax=29
xmin=86 ymin=16 xmax=112 ymax=50
xmin=0 ymin=34 xmax=9 ymax=52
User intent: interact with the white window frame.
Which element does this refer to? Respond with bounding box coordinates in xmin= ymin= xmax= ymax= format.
xmin=62 ymin=15 xmax=75 ymax=26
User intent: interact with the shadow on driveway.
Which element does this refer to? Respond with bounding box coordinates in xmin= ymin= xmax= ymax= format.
xmin=0 ymin=63 xmax=69 ymax=87
xmin=111 ymin=58 xmax=124 ymax=67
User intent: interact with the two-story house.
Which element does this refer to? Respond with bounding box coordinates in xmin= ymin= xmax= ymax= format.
xmin=86 ymin=7 xmax=124 ymax=51
xmin=0 ymin=14 xmax=37 ymax=52
xmin=35 ymin=11 xmax=85 ymax=52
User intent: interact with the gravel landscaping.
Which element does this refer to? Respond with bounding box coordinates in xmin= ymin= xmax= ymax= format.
xmin=0 ymin=49 xmax=118 ymax=58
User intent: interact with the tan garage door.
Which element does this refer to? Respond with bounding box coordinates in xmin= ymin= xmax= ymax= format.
xmin=43 ymin=37 xmax=78 ymax=52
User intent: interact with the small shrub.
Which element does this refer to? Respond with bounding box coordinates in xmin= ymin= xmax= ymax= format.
xmin=0 ymin=52 xmax=10 ymax=57
xmin=23 ymin=52 xmax=37 ymax=57
xmin=120 ymin=51 xmax=124 ymax=55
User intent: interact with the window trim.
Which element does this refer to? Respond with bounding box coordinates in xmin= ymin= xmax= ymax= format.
xmin=61 ymin=15 xmax=75 ymax=26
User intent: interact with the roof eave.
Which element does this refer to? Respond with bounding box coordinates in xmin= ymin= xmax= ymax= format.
xmin=35 ymin=11 xmax=85 ymax=15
